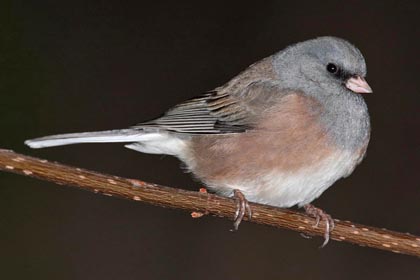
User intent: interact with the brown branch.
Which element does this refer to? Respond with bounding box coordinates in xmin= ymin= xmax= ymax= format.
xmin=0 ymin=149 xmax=419 ymax=257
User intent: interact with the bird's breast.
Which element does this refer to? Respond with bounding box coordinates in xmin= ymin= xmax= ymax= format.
xmin=183 ymin=93 xmax=368 ymax=207
xmin=319 ymin=92 xmax=371 ymax=151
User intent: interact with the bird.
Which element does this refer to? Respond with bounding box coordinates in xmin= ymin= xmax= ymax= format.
xmin=25 ymin=36 xmax=372 ymax=246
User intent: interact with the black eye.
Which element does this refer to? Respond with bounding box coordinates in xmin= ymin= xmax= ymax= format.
xmin=326 ymin=63 xmax=338 ymax=74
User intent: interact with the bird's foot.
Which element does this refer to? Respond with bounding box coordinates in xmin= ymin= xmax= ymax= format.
xmin=232 ymin=189 xmax=252 ymax=231
xmin=303 ymin=204 xmax=335 ymax=247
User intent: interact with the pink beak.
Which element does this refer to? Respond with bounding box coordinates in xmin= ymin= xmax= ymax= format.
xmin=345 ymin=76 xmax=373 ymax=94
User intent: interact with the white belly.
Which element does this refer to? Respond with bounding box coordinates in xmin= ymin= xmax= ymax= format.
xmin=209 ymin=151 xmax=358 ymax=208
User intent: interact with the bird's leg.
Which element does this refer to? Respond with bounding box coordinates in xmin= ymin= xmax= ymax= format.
xmin=232 ymin=189 xmax=252 ymax=231
xmin=303 ymin=204 xmax=335 ymax=247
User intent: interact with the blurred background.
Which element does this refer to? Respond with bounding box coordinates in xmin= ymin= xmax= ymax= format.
xmin=1 ymin=1 xmax=419 ymax=279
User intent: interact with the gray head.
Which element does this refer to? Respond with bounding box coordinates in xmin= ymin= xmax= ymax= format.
xmin=273 ymin=37 xmax=372 ymax=97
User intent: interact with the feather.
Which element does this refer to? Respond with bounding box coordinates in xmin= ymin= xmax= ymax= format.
xmin=24 ymin=129 xmax=146 ymax=148
xmin=133 ymin=81 xmax=283 ymax=134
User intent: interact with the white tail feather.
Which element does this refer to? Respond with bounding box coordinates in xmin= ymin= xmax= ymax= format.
xmin=25 ymin=129 xmax=188 ymax=157
xmin=25 ymin=129 xmax=147 ymax=149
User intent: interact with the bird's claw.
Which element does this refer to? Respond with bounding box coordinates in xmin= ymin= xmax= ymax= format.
xmin=303 ymin=204 xmax=335 ymax=247
xmin=232 ymin=189 xmax=252 ymax=231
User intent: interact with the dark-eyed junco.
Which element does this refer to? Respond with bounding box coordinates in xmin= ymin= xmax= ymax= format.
xmin=25 ymin=37 xmax=372 ymax=246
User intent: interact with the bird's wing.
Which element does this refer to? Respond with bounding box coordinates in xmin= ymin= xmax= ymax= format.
xmin=133 ymin=81 xmax=285 ymax=134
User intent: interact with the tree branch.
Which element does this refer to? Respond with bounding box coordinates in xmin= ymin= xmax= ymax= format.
xmin=0 ymin=148 xmax=419 ymax=257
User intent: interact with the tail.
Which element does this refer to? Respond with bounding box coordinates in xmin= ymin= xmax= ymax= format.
xmin=25 ymin=129 xmax=187 ymax=156
xmin=25 ymin=129 xmax=146 ymax=149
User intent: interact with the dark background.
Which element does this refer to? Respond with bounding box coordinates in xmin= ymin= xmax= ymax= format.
xmin=1 ymin=1 xmax=419 ymax=279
